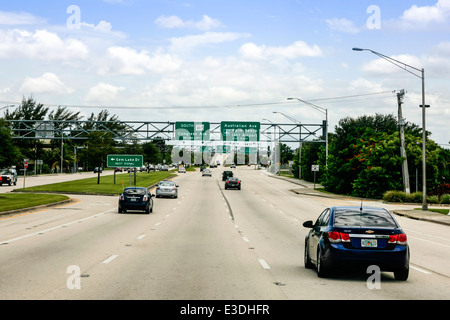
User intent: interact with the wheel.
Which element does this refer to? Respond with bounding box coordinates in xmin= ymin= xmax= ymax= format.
xmin=317 ymin=248 xmax=329 ymax=278
xmin=394 ymin=267 xmax=409 ymax=281
xmin=118 ymin=207 xmax=122 ymax=213
xmin=304 ymin=242 xmax=314 ymax=269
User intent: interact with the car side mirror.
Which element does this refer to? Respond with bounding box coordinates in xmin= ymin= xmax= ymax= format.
xmin=302 ymin=220 xmax=314 ymax=228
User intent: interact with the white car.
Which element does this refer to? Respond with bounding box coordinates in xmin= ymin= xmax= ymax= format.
xmin=178 ymin=166 xmax=186 ymax=173
xmin=202 ymin=169 xmax=212 ymax=177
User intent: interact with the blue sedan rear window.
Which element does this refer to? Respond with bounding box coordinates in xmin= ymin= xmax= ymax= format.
xmin=124 ymin=189 xmax=146 ymax=195
xmin=334 ymin=208 xmax=397 ymax=228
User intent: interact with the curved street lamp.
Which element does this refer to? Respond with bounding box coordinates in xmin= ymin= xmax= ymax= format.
xmin=353 ymin=47 xmax=428 ymax=210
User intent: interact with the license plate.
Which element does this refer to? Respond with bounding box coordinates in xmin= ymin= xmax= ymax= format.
xmin=361 ymin=239 xmax=377 ymax=248
xmin=130 ymin=198 xmax=138 ymax=202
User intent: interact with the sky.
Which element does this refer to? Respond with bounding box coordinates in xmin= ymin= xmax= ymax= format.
xmin=0 ymin=0 xmax=449 ymax=148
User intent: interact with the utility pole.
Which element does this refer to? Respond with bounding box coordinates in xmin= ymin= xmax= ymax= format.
xmin=397 ymin=90 xmax=410 ymax=194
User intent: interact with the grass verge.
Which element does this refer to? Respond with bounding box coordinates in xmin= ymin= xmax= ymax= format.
xmin=414 ymin=208 xmax=449 ymax=215
xmin=0 ymin=193 xmax=70 ymax=213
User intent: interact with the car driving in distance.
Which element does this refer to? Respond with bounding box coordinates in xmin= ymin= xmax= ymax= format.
xmin=225 ymin=177 xmax=241 ymax=190
xmin=118 ymin=187 xmax=154 ymax=214
xmin=178 ymin=166 xmax=186 ymax=173
xmin=202 ymin=168 xmax=212 ymax=177
xmin=0 ymin=168 xmax=17 ymax=186
xmin=222 ymin=170 xmax=233 ymax=181
xmin=303 ymin=206 xmax=410 ymax=280
xmin=156 ymin=180 xmax=179 ymax=198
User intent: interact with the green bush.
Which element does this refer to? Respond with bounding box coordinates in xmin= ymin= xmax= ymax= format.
xmin=406 ymin=192 xmax=423 ymax=203
xmin=383 ymin=190 xmax=406 ymax=202
xmin=427 ymin=195 xmax=440 ymax=204
xmin=439 ymin=194 xmax=450 ymax=204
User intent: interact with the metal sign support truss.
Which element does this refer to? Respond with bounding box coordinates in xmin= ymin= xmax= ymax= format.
xmin=7 ymin=120 xmax=326 ymax=144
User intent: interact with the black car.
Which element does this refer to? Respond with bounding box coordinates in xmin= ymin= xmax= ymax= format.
xmin=118 ymin=187 xmax=154 ymax=214
xmin=225 ymin=177 xmax=241 ymax=190
xmin=222 ymin=170 xmax=233 ymax=181
xmin=303 ymin=206 xmax=410 ymax=280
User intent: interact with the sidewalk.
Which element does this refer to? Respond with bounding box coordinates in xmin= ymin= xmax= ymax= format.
xmin=267 ymin=172 xmax=450 ymax=227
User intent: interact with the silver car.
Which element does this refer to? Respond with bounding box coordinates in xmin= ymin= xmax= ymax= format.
xmin=156 ymin=180 xmax=179 ymax=198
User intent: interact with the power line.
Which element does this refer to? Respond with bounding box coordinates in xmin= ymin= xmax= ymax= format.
xmin=0 ymin=91 xmax=396 ymax=111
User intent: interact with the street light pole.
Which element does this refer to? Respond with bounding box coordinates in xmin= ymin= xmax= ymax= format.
xmin=352 ymin=47 xmax=428 ymax=210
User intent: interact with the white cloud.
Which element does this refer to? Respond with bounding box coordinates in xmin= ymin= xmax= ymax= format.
xmin=239 ymin=41 xmax=323 ymax=60
xmin=0 ymin=29 xmax=89 ymax=62
xmin=99 ymin=46 xmax=183 ymax=75
xmin=20 ymin=73 xmax=74 ymax=95
xmin=155 ymin=15 xmax=223 ymax=31
xmin=388 ymin=0 xmax=450 ymax=30
xmin=169 ymin=32 xmax=250 ymax=53
xmin=85 ymin=83 xmax=125 ymax=103
xmin=0 ymin=11 xmax=45 ymax=25
xmin=325 ymin=18 xmax=360 ymax=34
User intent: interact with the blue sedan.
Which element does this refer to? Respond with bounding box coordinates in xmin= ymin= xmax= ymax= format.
xmin=303 ymin=206 xmax=410 ymax=280
xmin=118 ymin=187 xmax=154 ymax=214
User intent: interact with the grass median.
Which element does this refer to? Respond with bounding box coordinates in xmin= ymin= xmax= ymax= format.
xmin=17 ymin=171 xmax=177 ymax=195
xmin=3 ymin=171 xmax=177 ymax=213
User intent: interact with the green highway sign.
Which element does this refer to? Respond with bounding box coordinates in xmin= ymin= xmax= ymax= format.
xmin=221 ymin=121 xmax=260 ymax=142
xmin=175 ymin=122 xmax=210 ymax=141
xmin=107 ymin=155 xmax=143 ymax=168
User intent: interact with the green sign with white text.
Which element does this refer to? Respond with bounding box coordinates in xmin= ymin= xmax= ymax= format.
xmin=107 ymin=155 xmax=143 ymax=168
xmin=221 ymin=122 xmax=260 ymax=142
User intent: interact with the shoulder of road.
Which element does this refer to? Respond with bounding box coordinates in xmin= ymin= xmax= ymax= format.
xmin=267 ymin=172 xmax=450 ymax=227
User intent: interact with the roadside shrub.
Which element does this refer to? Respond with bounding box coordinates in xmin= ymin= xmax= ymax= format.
xmin=383 ymin=190 xmax=406 ymax=203
xmin=440 ymin=194 xmax=450 ymax=204
xmin=406 ymin=192 xmax=423 ymax=203
xmin=427 ymin=195 xmax=440 ymax=204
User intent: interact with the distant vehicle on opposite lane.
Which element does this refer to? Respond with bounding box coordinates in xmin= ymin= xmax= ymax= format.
xmin=303 ymin=206 xmax=410 ymax=280
xmin=0 ymin=168 xmax=18 ymax=186
xmin=118 ymin=187 xmax=154 ymax=214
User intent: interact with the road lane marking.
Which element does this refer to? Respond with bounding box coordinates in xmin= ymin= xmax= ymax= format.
xmin=137 ymin=234 xmax=146 ymax=240
xmin=258 ymin=259 xmax=271 ymax=270
xmin=0 ymin=208 xmax=115 ymax=245
xmin=242 ymin=237 xmax=249 ymax=242
xmin=410 ymin=265 xmax=432 ymax=275
xmin=102 ymin=255 xmax=119 ymax=264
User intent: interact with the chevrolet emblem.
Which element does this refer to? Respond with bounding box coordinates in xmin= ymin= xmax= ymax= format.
xmin=365 ymin=230 xmax=375 ymax=234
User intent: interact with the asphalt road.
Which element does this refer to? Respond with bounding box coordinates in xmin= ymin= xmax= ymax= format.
xmin=0 ymin=167 xmax=449 ymax=300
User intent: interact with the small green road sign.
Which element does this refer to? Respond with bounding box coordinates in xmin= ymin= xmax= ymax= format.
xmin=221 ymin=121 xmax=260 ymax=142
xmin=175 ymin=122 xmax=210 ymax=141
xmin=107 ymin=155 xmax=143 ymax=168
